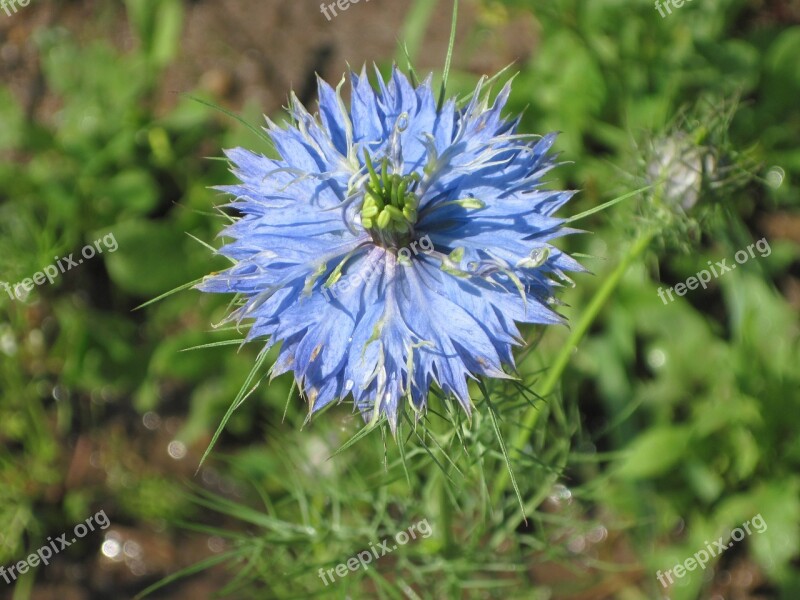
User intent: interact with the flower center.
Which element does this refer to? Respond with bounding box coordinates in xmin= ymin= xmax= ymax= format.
xmin=360 ymin=151 xmax=420 ymax=248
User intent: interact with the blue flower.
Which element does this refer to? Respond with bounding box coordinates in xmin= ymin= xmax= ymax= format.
xmin=199 ymin=67 xmax=582 ymax=431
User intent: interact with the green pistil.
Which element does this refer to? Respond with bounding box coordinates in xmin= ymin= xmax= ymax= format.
xmin=361 ymin=150 xmax=420 ymax=242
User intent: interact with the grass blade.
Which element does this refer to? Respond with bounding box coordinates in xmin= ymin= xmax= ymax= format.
xmin=438 ymin=0 xmax=459 ymax=110
xmin=564 ymin=185 xmax=650 ymax=224
xmin=479 ymin=381 xmax=525 ymax=521
xmin=196 ymin=346 xmax=271 ymax=472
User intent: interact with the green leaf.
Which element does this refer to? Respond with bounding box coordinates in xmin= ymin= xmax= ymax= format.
xmin=763 ymin=28 xmax=800 ymax=113
xmin=125 ymin=0 xmax=184 ymax=68
xmin=105 ymin=221 xmax=213 ymax=297
xmin=104 ymin=171 xmax=159 ymax=216
xmin=150 ymin=0 xmax=184 ymax=67
xmin=616 ymin=426 xmax=693 ymax=480
xmin=400 ymin=0 xmax=438 ymax=65
xmin=0 ymin=88 xmax=23 ymax=150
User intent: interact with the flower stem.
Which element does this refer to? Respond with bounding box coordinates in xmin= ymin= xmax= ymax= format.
xmin=439 ymin=471 xmax=454 ymax=555
xmin=490 ymin=230 xmax=656 ymax=508
xmin=433 ymin=416 xmax=455 ymax=556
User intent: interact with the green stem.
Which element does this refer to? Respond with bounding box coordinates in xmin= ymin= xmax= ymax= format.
xmin=439 ymin=471 xmax=454 ymax=555
xmin=432 ymin=415 xmax=455 ymax=557
xmin=490 ymin=230 xmax=656 ymax=507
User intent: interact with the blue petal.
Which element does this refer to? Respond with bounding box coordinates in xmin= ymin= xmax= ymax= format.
xmin=198 ymin=68 xmax=583 ymax=430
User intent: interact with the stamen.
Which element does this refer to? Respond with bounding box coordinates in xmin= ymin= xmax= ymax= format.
xmin=360 ymin=149 xmax=422 ymax=248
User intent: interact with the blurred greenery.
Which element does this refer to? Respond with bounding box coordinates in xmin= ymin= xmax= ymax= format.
xmin=0 ymin=0 xmax=798 ymax=598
